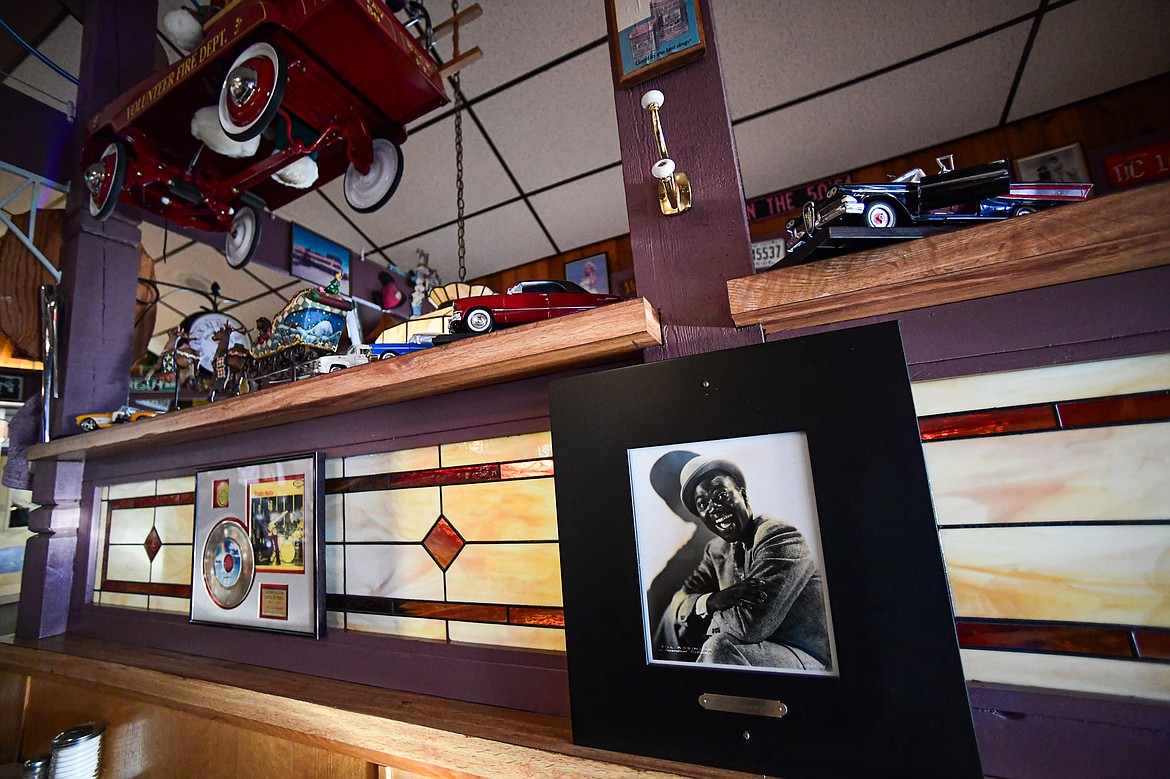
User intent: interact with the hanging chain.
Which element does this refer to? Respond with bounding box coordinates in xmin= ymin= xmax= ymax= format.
xmin=452 ymin=0 xmax=467 ymax=282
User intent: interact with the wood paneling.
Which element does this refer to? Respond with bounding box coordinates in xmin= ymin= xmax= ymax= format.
xmin=0 ymin=671 xmax=26 ymax=763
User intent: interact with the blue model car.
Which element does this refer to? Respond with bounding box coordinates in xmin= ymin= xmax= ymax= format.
xmin=785 ymin=158 xmax=1092 ymax=253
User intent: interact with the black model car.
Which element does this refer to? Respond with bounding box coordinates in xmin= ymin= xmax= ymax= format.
xmin=784 ymin=158 xmax=1092 ymax=256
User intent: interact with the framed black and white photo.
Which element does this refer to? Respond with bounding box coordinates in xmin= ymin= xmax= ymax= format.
xmin=630 ymin=432 xmax=838 ymax=677
xmin=550 ymin=323 xmax=982 ymax=778
xmin=1015 ymin=142 xmax=1091 ymax=183
xmin=191 ymin=453 xmax=325 ymax=637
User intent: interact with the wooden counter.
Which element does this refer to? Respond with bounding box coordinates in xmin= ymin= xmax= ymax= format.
xmin=727 ymin=180 xmax=1170 ymax=334
xmin=0 ymin=636 xmax=751 ymax=779
xmin=27 ymin=297 xmax=662 ymax=462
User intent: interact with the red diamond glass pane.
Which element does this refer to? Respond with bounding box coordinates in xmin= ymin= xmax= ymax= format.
xmin=143 ymin=526 xmax=162 ymax=562
xmin=423 ymin=516 xmax=465 ymax=570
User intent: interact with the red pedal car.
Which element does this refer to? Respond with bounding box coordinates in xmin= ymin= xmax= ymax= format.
xmin=80 ymin=0 xmax=475 ymax=268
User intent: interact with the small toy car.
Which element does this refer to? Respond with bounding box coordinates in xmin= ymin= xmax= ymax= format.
xmin=76 ymin=405 xmax=160 ymax=431
xmin=79 ymin=0 xmax=468 ymax=268
xmin=449 ymin=280 xmax=623 ymax=334
xmin=785 ymin=158 xmax=1093 ymax=254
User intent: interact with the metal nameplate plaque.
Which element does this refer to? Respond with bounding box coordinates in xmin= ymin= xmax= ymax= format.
xmin=699 ymin=693 xmax=788 ymax=719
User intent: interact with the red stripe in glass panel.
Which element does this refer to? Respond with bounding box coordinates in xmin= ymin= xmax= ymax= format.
xmin=509 ymin=607 xmax=565 ymax=627
xmin=919 ymin=406 xmax=1058 ymax=441
xmin=394 ymin=600 xmax=508 ymax=623
xmin=1057 ymin=393 xmax=1170 ymax=429
xmin=1133 ymin=629 xmax=1170 ymax=660
xmin=956 ymin=621 xmax=1133 ymax=657
xmin=102 ymin=580 xmax=193 ymax=599
xmin=326 ymin=464 xmax=501 ymax=494
xmin=500 ymin=460 xmax=555 ymax=479
xmin=108 ymin=492 xmax=195 ymax=510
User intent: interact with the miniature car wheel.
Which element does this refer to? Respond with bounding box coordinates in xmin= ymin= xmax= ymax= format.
xmin=225 ymin=206 xmax=261 ymax=269
xmin=464 ymin=307 xmax=495 ymax=334
xmin=344 ymin=139 xmax=404 ymax=213
xmin=825 ymin=186 xmax=840 ymax=199
xmin=379 ymin=352 xmax=397 ymax=359
xmin=329 ymin=365 xmax=345 ymax=372
xmin=218 ymin=42 xmax=287 ymax=141
xmin=1012 ymin=205 xmax=1037 ymax=217
xmin=84 ymin=140 xmax=128 ymax=221
xmin=79 ymin=417 xmax=99 ymax=432
xmin=864 ymin=201 xmax=897 ymax=228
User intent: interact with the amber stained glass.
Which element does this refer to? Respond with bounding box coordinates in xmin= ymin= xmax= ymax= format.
xmin=500 ymin=459 xmax=555 ymax=479
xmin=956 ymin=620 xmax=1133 ymax=657
xmin=1133 ymin=629 xmax=1170 ymax=660
xmin=327 ymin=464 xmax=501 ymax=494
xmin=395 ymin=600 xmax=508 ymax=622
xmin=1057 ymin=392 xmax=1170 ymax=429
xmin=422 ymin=515 xmax=466 ymax=570
xmin=919 ymin=406 xmax=1058 ymax=441
xmin=108 ymin=492 xmax=195 ymax=510
xmin=509 ymin=607 xmax=566 ymax=627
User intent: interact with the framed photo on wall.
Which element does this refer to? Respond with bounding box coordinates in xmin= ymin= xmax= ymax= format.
xmin=1015 ymin=143 xmax=1091 ymax=183
xmin=565 ymin=253 xmax=610 ymax=294
xmin=291 ymin=223 xmax=351 ymax=295
xmin=190 ymin=453 xmax=325 ymax=637
xmin=606 ymin=0 xmax=706 ymax=88
xmin=549 ymin=323 xmax=982 ymax=777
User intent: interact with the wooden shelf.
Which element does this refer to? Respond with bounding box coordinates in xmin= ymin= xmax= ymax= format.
xmin=0 ymin=636 xmax=750 ymax=779
xmin=727 ymin=181 xmax=1170 ymax=334
xmin=28 ymin=298 xmax=662 ymax=462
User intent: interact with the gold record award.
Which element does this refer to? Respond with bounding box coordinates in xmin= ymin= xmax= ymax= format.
xmin=202 ymin=519 xmax=255 ymax=609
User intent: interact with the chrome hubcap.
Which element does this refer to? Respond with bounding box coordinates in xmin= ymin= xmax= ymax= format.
xmin=228 ymin=66 xmax=258 ymax=107
xmin=83 ymin=164 xmax=106 ymax=196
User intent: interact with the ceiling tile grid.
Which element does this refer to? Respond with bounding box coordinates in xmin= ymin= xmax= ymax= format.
xmin=732 ymin=24 xmax=1031 ymax=199
xmin=712 ymin=0 xmax=1037 ymax=121
xmin=468 ymin=44 xmax=622 ymax=193
xmin=3 ymin=14 xmax=81 ymax=113
xmin=1008 ymin=0 xmax=1170 ymax=122
xmin=527 ymin=165 xmax=628 ymax=252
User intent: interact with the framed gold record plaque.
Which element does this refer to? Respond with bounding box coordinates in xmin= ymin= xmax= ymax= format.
xmin=190 ymin=454 xmax=325 ymax=637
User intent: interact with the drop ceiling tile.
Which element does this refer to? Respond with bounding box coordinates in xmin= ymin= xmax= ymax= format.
xmin=139 ymin=222 xmax=201 ymax=262
xmin=153 ymin=241 xmax=268 ymax=308
xmin=273 ymin=193 xmax=368 ymax=255
xmin=240 ymin=258 xmax=302 ymax=293
xmin=384 ymin=200 xmax=554 ymax=283
xmin=732 ymin=25 xmax=1028 ymax=200
xmin=325 ymin=115 xmax=517 ymax=250
xmin=424 ymin=0 xmax=606 ymax=98
xmin=528 ymin=165 xmax=628 ymax=252
xmin=471 ymin=45 xmax=620 ymax=192
xmin=1008 ymin=0 xmax=1170 ymax=123
xmin=714 ymin=0 xmax=1035 ymax=121
xmin=4 ymin=16 xmax=81 ymax=113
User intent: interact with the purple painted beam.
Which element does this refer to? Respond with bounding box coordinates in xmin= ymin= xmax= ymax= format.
xmin=610 ymin=0 xmax=756 ymax=335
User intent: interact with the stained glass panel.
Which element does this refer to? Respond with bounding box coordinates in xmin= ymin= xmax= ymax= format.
xmin=441 ymin=432 xmax=553 ymax=467
xmin=445 ymin=544 xmax=563 ymax=607
xmin=343 ymin=487 xmax=441 ymax=542
xmin=919 ymin=406 xmax=1057 ymax=441
xmin=442 ymin=479 xmax=558 ymax=541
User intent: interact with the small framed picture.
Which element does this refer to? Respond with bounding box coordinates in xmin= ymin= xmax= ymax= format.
xmin=1015 ymin=143 xmax=1091 ymax=183
xmin=606 ymin=0 xmax=706 ymax=88
xmin=565 ymin=253 xmax=610 ymax=294
xmin=191 ymin=453 xmax=324 ymax=637
xmin=0 ymin=375 xmax=23 ymax=403
xmin=291 ymin=224 xmax=351 ymax=295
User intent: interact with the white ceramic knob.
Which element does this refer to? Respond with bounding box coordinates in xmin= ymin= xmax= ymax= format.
xmin=641 ymin=89 xmax=664 ymax=110
xmin=652 ymin=158 xmax=675 ymax=179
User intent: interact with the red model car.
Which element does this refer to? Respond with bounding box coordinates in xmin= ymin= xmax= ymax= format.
xmin=449 ymin=280 xmax=623 ymax=334
xmin=80 ymin=0 xmax=455 ymax=268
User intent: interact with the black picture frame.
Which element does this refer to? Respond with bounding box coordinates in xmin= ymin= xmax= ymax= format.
xmin=549 ymin=323 xmax=981 ymax=778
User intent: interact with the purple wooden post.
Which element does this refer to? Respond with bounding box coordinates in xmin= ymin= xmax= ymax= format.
xmin=19 ymin=0 xmax=157 ymax=639
xmin=608 ymin=0 xmax=762 ymax=359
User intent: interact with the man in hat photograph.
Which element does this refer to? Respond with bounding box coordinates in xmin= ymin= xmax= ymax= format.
xmin=647 ymin=447 xmax=834 ymax=673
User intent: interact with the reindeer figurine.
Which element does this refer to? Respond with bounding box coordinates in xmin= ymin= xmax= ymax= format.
xmin=145 ymin=326 xmax=199 ymax=408
xmin=208 ymin=321 xmax=251 ymax=401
